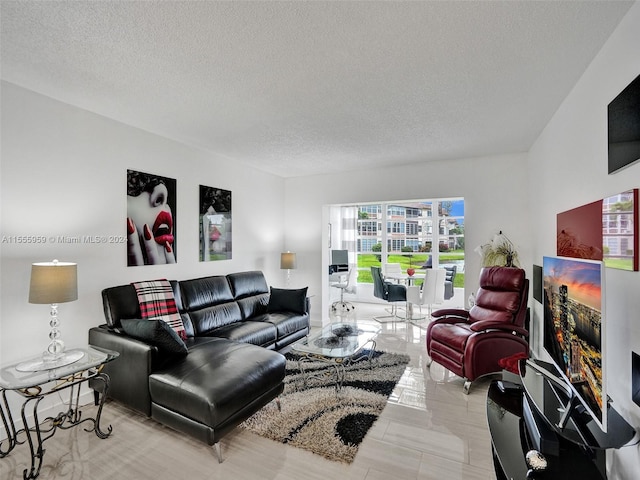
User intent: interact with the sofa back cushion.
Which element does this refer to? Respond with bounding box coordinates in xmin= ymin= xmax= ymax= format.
xmin=187 ymin=302 xmax=244 ymax=336
xmin=237 ymin=294 xmax=269 ymax=319
xmin=226 ymin=271 xmax=270 ymax=319
xmin=179 ymin=276 xmax=234 ymax=311
xmin=227 ymin=271 xmax=269 ymax=299
xmin=179 ymin=275 xmax=247 ymax=336
xmin=102 ymin=280 xmax=182 ymax=329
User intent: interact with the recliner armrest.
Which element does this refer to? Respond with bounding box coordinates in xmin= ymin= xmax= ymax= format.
xmin=469 ymin=320 xmax=528 ymax=337
xmin=431 ymin=308 xmax=469 ymax=320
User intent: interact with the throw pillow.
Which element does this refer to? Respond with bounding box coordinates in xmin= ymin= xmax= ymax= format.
xmin=121 ymin=319 xmax=188 ymax=356
xmin=267 ymin=286 xmax=308 ymax=315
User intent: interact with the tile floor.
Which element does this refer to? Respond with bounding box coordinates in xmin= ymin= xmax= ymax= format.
xmin=0 ymin=302 xmax=498 ymax=479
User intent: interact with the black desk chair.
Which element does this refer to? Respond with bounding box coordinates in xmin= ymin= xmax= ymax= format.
xmin=371 ymin=266 xmax=407 ymax=321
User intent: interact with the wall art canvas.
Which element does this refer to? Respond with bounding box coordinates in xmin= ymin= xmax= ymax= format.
xmin=602 ymin=189 xmax=638 ymax=271
xmin=608 ymin=73 xmax=640 ymax=174
xmin=557 ymin=200 xmax=603 ymax=261
xmin=127 ymin=169 xmax=177 ymax=266
xmin=199 ymin=185 xmax=232 ymax=261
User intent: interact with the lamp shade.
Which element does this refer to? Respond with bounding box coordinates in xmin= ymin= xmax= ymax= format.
xmin=28 ymin=261 xmax=78 ymax=304
xmin=280 ymin=252 xmax=297 ymax=270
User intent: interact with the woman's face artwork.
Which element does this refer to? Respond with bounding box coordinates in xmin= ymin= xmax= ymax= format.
xmin=127 ymin=171 xmax=176 ymax=265
xmin=128 ymin=182 xmax=174 ymax=247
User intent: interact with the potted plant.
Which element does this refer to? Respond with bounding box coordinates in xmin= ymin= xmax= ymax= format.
xmin=475 ymin=231 xmax=520 ymax=267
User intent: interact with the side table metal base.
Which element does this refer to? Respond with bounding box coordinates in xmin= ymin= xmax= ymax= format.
xmin=10 ymin=373 xmax=113 ymax=480
xmin=1 ymin=355 xmax=116 ymax=480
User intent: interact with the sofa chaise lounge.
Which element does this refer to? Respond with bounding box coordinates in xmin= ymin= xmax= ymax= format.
xmin=88 ymin=270 xmax=310 ymax=461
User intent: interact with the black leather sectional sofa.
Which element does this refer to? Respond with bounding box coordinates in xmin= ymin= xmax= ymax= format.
xmin=88 ymin=270 xmax=310 ymax=461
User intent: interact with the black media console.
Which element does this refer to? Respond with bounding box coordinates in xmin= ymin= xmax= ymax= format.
xmin=487 ymin=359 xmax=637 ymax=479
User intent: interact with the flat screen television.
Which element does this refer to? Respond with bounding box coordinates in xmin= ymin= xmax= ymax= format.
xmin=541 ymin=256 xmax=607 ymax=432
xmin=608 ymin=73 xmax=640 ymax=174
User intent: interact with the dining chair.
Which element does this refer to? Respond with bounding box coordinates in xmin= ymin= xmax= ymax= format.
xmin=406 ymin=268 xmax=446 ymax=317
xmin=371 ymin=266 xmax=407 ymax=321
xmin=382 ymin=263 xmax=403 ymax=282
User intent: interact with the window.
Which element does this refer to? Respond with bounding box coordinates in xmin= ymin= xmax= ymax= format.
xmin=358 ymin=238 xmax=379 ymax=252
xmin=387 ymin=206 xmax=405 ymax=217
xmin=388 ymin=239 xmax=405 ymax=252
xmin=331 ymin=198 xmax=464 ymax=286
xmin=358 ymin=221 xmax=378 ymax=236
xmin=406 ymin=207 xmax=420 ymax=218
xmin=359 ymin=205 xmax=381 ymax=218
xmin=387 ymin=222 xmax=405 ymax=234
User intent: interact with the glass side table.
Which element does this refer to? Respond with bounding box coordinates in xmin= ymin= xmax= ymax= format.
xmin=0 ymin=346 xmax=119 ymax=479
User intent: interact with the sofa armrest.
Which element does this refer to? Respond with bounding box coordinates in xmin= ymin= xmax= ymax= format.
xmin=88 ymin=325 xmax=154 ymax=416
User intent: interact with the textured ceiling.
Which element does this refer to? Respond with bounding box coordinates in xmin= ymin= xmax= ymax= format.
xmin=0 ymin=1 xmax=634 ymax=178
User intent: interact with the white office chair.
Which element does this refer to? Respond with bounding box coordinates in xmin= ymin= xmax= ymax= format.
xmin=382 ymin=263 xmax=403 ymax=282
xmin=331 ymin=267 xmax=357 ymax=312
xmin=406 ymin=268 xmax=446 ymax=318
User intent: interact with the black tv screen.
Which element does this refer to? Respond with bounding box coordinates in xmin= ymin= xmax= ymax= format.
xmin=608 ymin=73 xmax=640 ymax=174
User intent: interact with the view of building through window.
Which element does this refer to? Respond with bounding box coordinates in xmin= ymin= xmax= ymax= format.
xmin=333 ymin=199 xmax=465 ymax=286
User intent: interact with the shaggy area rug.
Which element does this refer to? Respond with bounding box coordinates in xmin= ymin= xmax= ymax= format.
xmin=241 ymin=350 xmax=410 ymax=463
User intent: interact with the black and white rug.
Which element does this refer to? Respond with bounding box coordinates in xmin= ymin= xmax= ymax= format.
xmin=241 ymin=350 xmax=410 ymax=463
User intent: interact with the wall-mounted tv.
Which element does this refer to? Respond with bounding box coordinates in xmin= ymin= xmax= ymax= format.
xmin=608 ymin=73 xmax=640 ymax=174
xmin=542 ymin=256 xmax=607 ymax=432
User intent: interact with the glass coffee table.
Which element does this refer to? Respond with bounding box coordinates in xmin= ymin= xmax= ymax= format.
xmin=291 ymin=320 xmax=381 ymax=391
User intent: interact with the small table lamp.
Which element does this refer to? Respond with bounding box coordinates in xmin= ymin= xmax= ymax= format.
xmin=280 ymin=251 xmax=297 ymax=287
xmin=19 ymin=259 xmax=83 ymax=371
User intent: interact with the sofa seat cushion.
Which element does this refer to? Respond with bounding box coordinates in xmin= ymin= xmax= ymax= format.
xmin=263 ymin=312 xmax=310 ymax=339
xmin=206 ymin=321 xmax=277 ymax=348
xmin=149 ymin=338 xmax=285 ymax=429
xmin=183 ymin=335 xmax=223 ymax=350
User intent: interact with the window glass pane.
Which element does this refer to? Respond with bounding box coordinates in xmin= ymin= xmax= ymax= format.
xmin=352 ymin=198 xmax=464 ymax=284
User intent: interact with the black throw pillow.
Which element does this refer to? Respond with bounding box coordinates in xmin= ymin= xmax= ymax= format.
xmin=267 ymin=286 xmax=308 ymax=314
xmin=120 ymin=319 xmax=188 ymax=356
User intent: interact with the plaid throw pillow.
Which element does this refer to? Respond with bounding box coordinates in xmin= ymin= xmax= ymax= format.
xmin=131 ymin=279 xmax=186 ymax=340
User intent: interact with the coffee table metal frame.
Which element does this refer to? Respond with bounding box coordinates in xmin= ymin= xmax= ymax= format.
xmin=291 ymin=320 xmax=381 ymax=391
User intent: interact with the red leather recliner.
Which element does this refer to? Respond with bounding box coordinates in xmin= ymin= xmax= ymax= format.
xmin=426 ymin=266 xmax=529 ymax=394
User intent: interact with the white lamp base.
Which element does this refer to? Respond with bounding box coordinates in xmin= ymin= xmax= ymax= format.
xmin=16 ymin=349 xmax=85 ymax=372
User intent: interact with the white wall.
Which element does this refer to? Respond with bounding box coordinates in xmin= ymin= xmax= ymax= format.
xmin=284 ymin=151 xmax=532 ymax=323
xmin=528 ymin=3 xmax=640 ymax=478
xmin=3 ymin=3 xmax=639 ymax=473
xmin=0 ymin=82 xmax=287 ymax=366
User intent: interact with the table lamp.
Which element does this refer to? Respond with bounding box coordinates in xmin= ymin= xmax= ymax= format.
xmin=280 ymin=251 xmax=297 ymax=287
xmin=19 ymin=259 xmax=83 ymax=371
